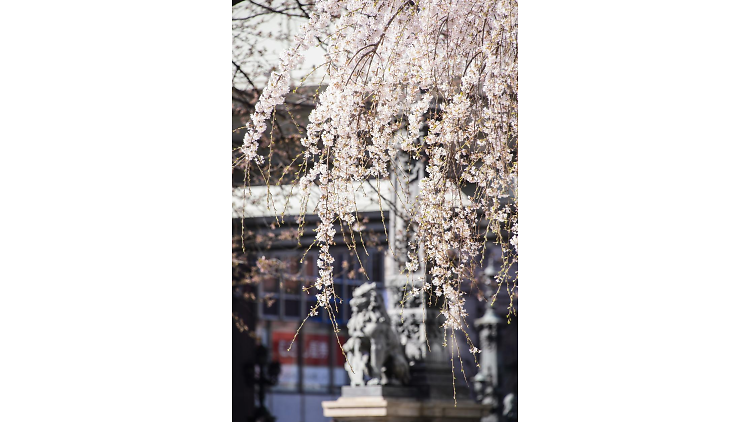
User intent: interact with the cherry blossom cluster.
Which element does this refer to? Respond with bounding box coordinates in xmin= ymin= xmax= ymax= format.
xmin=242 ymin=0 xmax=518 ymax=351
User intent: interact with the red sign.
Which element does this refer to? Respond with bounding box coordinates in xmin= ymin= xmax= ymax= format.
xmin=303 ymin=334 xmax=330 ymax=366
xmin=271 ymin=331 xmax=350 ymax=366
xmin=271 ymin=331 xmax=298 ymax=364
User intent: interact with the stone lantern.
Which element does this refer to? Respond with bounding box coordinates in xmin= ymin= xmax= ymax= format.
xmin=472 ymin=263 xmax=504 ymax=422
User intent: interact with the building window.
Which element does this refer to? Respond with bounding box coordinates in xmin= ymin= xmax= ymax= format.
xmin=302 ymin=323 xmax=331 ymax=392
xmin=269 ymin=320 xmax=300 ymax=391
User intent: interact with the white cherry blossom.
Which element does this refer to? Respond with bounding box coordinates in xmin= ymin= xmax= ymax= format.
xmin=241 ymin=0 xmax=518 ymax=352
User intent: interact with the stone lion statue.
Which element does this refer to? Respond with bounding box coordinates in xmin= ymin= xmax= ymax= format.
xmin=343 ymin=283 xmax=410 ymax=386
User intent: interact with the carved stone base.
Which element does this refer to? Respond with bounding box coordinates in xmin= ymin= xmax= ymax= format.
xmin=408 ymin=362 xmax=471 ymax=400
xmin=322 ymin=396 xmax=490 ymax=422
xmin=342 ymin=385 xmax=419 ymax=397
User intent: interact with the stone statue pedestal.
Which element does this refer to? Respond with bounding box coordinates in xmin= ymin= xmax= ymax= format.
xmin=330 ymin=283 xmax=488 ymax=421
xmin=323 ymin=389 xmax=490 ymax=422
xmin=342 ymin=385 xmax=419 ymax=397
